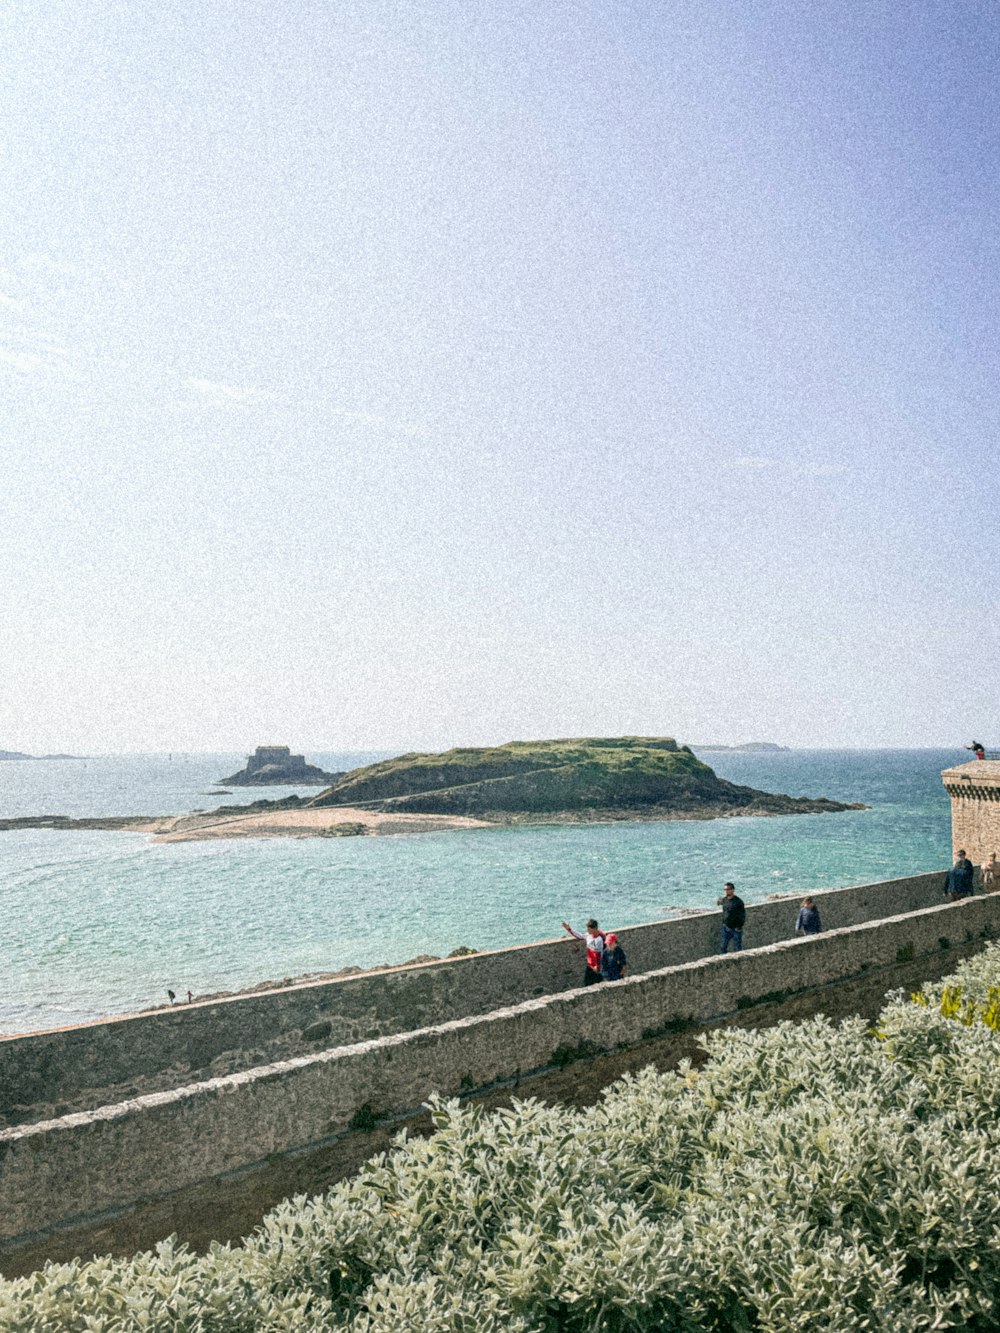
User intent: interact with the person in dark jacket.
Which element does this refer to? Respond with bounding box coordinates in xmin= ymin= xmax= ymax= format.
xmin=717 ymin=882 xmax=746 ymax=953
xmin=795 ymin=896 xmax=822 ymax=935
xmin=944 ymin=851 xmax=975 ymax=901
xmin=600 ymin=932 xmax=628 ymax=980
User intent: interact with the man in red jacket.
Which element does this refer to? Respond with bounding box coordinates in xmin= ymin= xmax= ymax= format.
xmin=561 ymin=918 xmax=605 ymax=985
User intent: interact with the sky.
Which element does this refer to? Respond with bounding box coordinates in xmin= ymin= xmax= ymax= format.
xmin=2 ymin=0 xmax=998 ymax=753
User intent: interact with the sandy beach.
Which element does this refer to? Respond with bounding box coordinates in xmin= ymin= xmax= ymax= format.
xmin=151 ymin=806 xmax=493 ymax=842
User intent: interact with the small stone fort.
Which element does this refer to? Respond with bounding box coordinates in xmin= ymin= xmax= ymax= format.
xmin=0 ymin=758 xmax=996 ymax=1277
xmin=220 ymin=745 xmax=341 ymax=786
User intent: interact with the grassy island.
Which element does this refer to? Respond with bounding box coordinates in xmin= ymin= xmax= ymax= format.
xmin=0 ymin=738 xmax=861 ymax=842
xmin=308 ymin=736 xmax=859 ymax=821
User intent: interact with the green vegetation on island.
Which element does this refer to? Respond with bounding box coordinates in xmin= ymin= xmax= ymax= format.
xmin=308 ymin=736 xmax=858 ymax=819
xmin=6 ymin=946 xmax=1000 ymax=1330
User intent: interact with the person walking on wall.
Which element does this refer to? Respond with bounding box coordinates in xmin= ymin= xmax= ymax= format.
xmin=717 ymin=882 xmax=746 ymax=953
xmin=983 ymin=852 xmax=1000 ymax=893
xmin=944 ymin=850 xmax=975 ymax=902
xmin=795 ymin=896 xmax=822 ymax=935
xmin=600 ymin=932 xmax=628 ymax=981
xmin=562 ymin=918 xmax=605 ymax=985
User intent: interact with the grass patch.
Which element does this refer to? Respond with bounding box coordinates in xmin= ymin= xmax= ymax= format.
xmin=549 ymin=1039 xmax=602 ymax=1069
xmin=348 ymin=1103 xmax=379 ymax=1133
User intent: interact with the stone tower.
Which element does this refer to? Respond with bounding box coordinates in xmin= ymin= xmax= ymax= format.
xmin=942 ymin=759 xmax=1000 ymax=863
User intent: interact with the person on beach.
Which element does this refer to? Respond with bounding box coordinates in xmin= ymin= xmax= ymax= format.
xmin=717 ymin=882 xmax=746 ymax=953
xmin=944 ymin=850 xmax=975 ymax=901
xmin=562 ymin=918 xmax=605 ymax=985
xmin=795 ymin=896 xmax=822 ymax=935
xmin=600 ymin=932 xmax=628 ymax=981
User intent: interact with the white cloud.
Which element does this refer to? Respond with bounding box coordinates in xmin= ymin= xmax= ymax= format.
xmin=20 ymin=253 xmax=84 ymax=279
xmin=0 ymin=335 xmax=78 ymax=379
xmin=332 ymin=408 xmax=429 ymax=440
xmin=733 ymin=455 xmax=849 ymax=477
xmin=0 ymin=347 xmax=50 ymax=373
xmin=186 ymin=377 xmax=272 ymax=409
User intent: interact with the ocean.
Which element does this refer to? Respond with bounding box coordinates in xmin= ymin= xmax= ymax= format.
xmin=0 ymin=748 xmax=965 ymax=1037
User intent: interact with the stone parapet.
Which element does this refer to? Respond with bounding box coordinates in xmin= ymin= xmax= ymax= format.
xmin=1 ymin=891 xmax=997 ymax=1269
xmin=0 ymin=870 xmax=948 ymax=1123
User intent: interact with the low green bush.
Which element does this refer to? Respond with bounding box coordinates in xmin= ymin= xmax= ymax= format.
xmin=4 ymin=946 xmax=1000 ymax=1330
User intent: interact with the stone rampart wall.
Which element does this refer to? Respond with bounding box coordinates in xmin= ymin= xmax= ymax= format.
xmin=945 ymin=780 xmax=1000 ymax=863
xmin=2 ymin=890 xmax=997 ymax=1265
xmin=0 ymin=871 xmax=947 ymax=1121
xmin=943 ymin=762 xmax=1000 ymax=863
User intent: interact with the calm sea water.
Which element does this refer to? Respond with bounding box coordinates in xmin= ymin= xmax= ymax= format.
xmin=0 ymin=748 xmax=966 ymax=1036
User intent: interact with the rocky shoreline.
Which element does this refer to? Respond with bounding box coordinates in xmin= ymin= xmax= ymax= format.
xmin=0 ymin=815 xmax=173 ymax=833
xmin=0 ymin=795 xmax=866 ymax=842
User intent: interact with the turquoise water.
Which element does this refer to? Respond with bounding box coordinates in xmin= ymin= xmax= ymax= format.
xmin=0 ymin=749 xmax=964 ymax=1036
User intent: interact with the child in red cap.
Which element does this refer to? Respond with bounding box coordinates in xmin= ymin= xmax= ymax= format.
xmin=600 ymin=933 xmax=628 ymax=981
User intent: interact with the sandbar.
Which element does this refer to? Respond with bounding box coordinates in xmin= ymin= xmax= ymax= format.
xmin=153 ymin=806 xmax=492 ymax=842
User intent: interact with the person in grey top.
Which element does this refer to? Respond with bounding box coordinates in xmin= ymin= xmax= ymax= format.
xmin=944 ymin=850 xmax=975 ymax=901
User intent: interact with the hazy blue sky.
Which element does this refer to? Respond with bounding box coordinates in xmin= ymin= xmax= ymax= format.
xmin=2 ymin=1 xmax=997 ymax=752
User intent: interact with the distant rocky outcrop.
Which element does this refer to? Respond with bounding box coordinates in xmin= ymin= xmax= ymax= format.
xmin=220 ymin=746 xmax=344 ymax=787
xmin=0 ymin=750 xmax=83 ymax=761
xmin=690 ymin=742 xmax=791 ymax=753
xmin=308 ymin=737 xmax=861 ymax=820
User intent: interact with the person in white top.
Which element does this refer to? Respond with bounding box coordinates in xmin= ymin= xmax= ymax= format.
xmin=983 ymin=853 xmax=999 ymax=892
xmin=561 ymin=918 xmax=605 ymax=985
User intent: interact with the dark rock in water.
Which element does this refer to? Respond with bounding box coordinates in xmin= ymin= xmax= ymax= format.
xmin=209 ymin=795 xmax=305 ymax=814
xmin=319 ymin=822 xmax=368 ymax=837
xmin=220 ymin=746 xmax=344 ymax=787
xmin=0 ymin=815 xmax=164 ymax=832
